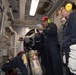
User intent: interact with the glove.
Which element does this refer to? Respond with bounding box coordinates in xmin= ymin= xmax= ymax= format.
xmin=67 ymin=44 xmax=76 ymax=74
xmin=68 ymin=57 xmax=76 ymax=74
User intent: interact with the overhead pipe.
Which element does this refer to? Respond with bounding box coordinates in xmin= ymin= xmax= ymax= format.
xmin=13 ymin=30 xmax=18 ymax=57
xmin=1 ymin=10 xmax=5 ymax=35
xmin=47 ymin=0 xmax=64 ymax=17
xmin=20 ymin=0 xmax=27 ymax=21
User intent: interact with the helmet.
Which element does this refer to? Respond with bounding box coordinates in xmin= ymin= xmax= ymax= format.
xmin=42 ymin=16 xmax=48 ymax=22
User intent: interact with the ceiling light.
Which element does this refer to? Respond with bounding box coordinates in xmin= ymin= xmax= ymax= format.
xmin=29 ymin=0 xmax=39 ymax=16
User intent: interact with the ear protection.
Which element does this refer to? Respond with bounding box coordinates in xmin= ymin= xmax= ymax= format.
xmin=65 ymin=3 xmax=73 ymax=12
xmin=48 ymin=19 xmax=51 ymax=23
xmin=42 ymin=16 xmax=51 ymax=23
xmin=64 ymin=1 xmax=76 ymax=12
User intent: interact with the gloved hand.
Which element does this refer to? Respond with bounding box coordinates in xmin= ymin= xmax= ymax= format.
xmin=67 ymin=44 xmax=76 ymax=74
xmin=68 ymin=57 xmax=76 ymax=74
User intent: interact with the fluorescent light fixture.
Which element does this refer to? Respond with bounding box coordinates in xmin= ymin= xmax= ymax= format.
xmin=29 ymin=0 xmax=39 ymax=16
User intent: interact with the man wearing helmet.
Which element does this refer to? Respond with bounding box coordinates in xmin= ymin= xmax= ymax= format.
xmin=39 ymin=16 xmax=63 ymax=75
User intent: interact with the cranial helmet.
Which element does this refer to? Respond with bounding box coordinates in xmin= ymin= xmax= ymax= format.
xmin=42 ymin=16 xmax=48 ymax=22
xmin=42 ymin=16 xmax=51 ymax=23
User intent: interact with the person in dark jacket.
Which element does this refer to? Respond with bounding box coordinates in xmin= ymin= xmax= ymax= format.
xmin=39 ymin=16 xmax=63 ymax=75
xmin=1 ymin=51 xmax=28 ymax=75
xmin=60 ymin=1 xmax=76 ymax=75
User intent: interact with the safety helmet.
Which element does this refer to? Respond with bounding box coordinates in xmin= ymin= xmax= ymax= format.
xmin=42 ymin=16 xmax=48 ymax=22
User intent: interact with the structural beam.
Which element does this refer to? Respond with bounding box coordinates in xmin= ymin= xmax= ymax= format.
xmin=19 ymin=0 xmax=27 ymax=21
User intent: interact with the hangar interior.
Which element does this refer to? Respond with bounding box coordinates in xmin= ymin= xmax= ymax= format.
xmin=0 ymin=0 xmax=76 ymax=75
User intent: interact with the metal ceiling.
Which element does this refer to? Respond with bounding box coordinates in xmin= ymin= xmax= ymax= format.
xmin=1 ymin=0 xmax=66 ymax=27
xmin=11 ymin=0 xmax=54 ymax=26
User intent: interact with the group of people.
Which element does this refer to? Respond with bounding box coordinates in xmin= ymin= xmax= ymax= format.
xmin=1 ymin=1 xmax=76 ymax=75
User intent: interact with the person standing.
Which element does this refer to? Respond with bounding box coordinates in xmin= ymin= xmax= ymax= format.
xmin=39 ymin=16 xmax=63 ymax=75
xmin=60 ymin=1 xmax=76 ymax=75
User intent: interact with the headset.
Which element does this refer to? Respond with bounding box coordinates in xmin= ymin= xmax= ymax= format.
xmin=48 ymin=18 xmax=51 ymax=24
xmin=42 ymin=16 xmax=51 ymax=23
xmin=64 ymin=1 xmax=76 ymax=12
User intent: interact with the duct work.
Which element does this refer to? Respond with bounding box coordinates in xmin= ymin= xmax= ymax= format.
xmin=47 ymin=0 xmax=65 ymax=16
